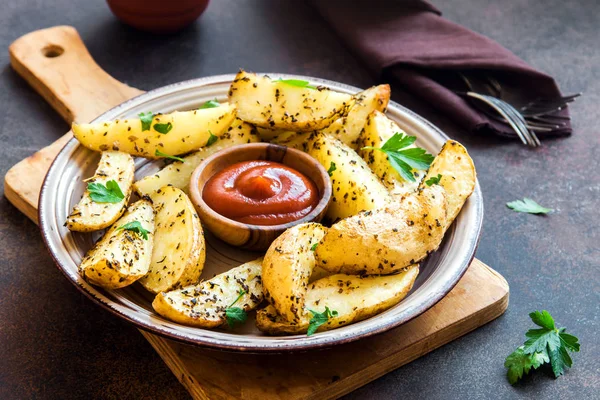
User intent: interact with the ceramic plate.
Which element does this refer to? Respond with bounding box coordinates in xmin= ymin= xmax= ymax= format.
xmin=39 ymin=74 xmax=483 ymax=352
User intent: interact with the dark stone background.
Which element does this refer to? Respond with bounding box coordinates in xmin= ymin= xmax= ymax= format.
xmin=1 ymin=0 xmax=598 ymax=399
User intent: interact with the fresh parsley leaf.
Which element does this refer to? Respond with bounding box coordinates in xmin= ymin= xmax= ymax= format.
xmin=505 ymin=310 xmax=580 ymax=384
xmin=225 ymin=290 xmax=247 ymax=328
xmin=274 ymin=78 xmax=316 ymax=90
xmin=425 ymin=174 xmax=442 ymax=186
xmin=307 ymin=306 xmax=338 ymax=336
xmin=327 ymin=161 xmax=336 ymax=177
xmin=310 ymin=243 xmax=318 ymax=251
xmin=155 ymin=149 xmax=185 ymax=163
xmin=153 ymin=122 xmax=173 ymax=134
xmin=362 ymin=133 xmax=434 ymax=183
xmin=138 ymin=112 xmax=154 ymax=131
xmin=87 ymin=180 xmax=125 ymax=203
xmin=117 ymin=221 xmax=150 ymax=240
xmin=206 ymin=130 xmax=218 ymax=147
xmin=506 ymin=198 xmax=553 ymax=214
xmin=199 ymin=99 xmax=220 ymax=109
xmin=504 ymin=346 xmax=549 ymax=385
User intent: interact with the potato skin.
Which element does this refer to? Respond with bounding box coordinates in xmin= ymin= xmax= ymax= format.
xmin=229 ymin=70 xmax=354 ymax=132
xmin=79 ymin=200 xmax=155 ymax=289
xmin=256 ymin=265 xmax=419 ymax=335
xmin=66 ymin=151 xmax=135 ymax=232
xmin=307 ymin=132 xmax=391 ymax=222
xmin=314 ymin=186 xmax=447 ymax=275
xmin=153 ymin=258 xmax=263 ymax=328
xmin=262 ymin=223 xmax=328 ymax=322
xmin=72 ymin=105 xmax=236 ymax=158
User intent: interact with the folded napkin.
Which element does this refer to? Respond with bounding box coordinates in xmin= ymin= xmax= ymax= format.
xmin=310 ymin=0 xmax=571 ymax=139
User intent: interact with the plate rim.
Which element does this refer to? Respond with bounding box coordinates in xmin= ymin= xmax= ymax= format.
xmin=38 ymin=73 xmax=484 ymax=352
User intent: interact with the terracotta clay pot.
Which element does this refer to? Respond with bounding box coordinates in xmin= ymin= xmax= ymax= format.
xmin=106 ymin=0 xmax=210 ymax=34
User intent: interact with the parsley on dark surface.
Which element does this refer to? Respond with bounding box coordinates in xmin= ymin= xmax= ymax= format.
xmin=153 ymin=122 xmax=173 ymax=134
xmin=274 ymin=78 xmax=316 ymax=90
xmin=327 ymin=161 xmax=337 ymax=177
xmin=199 ymin=99 xmax=220 ymax=109
xmin=206 ymin=130 xmax=219 ymax=147
xmin=225 ymin=289 xmax=247 ymax=328
xmin=138 ymin=111 xmax=154 ymax=131
xmin=87 ymin=180 xmax=125 ymax=203
xmin=504 ymin=310 xmax=580 ymax=384
xmin=425 ymin=174 xmax=442 ymax=186
xmin=362 ymin=133 xmax=434 ymax=182
xmin=117 ymin=221 xmax=150 ymax=240
xmin=506 ymin=198 xmax=554 ymax=214
xmin=155 ymin=149 xmax=184 ymax=163
xmin=307 ymin=306 xmax=338 ymax=336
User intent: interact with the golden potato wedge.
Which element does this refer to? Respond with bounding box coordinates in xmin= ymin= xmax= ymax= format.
xmin=419 ymin=140 xmax=476 ymax=226
xmin=256 ymin=265 xmax=419 ymax=335
xmin=307 ymin=132 xmax=391 ymax=222
xmin=66 ymin=151 xmax=135 ymax=232
xmin=153 ymin=258 xmax=263 ymax=328
xmin=357 ymin=110 xmax=425 ymax=195
xmin=133 ymin=117 xmax=259 ymax=196
xmin=229 ymin=70 xmax=353 ymax=132
xmin=79 ymin=200 xmax=154 ymax=289
xmin=315 ymin=186 xmax=447 ymax=275
xmin=322 ymin=84 xmax=390 ymax=148
xmin=138 ymin=186 xmax=205 ymax=294
xmin=263 ymin=223 xmax=328 ymax=322
xmin=72 ymin=104 xmax=236 ymax=158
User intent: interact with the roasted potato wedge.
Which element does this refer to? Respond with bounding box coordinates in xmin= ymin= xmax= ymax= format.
xmin=263 ymin=223 xmax=328 ymax=322
xmin=79 ymin=200 xmax=154 ymax=289
xmin=133 ymin=118 xmax=259 ymax=196
xmin=153 ymin=258 xmax=263 ymax=328
xmin=256 ymin=265 xmax=419 ymax=335
xmin=322 ymin=84 xmax=390 ymax=148
xmin=307 ymin=132 xmax=391 ymax=222
xmin=419 ymin=140 xmax=476 ymax=226
xmin=66 ymin=151 xmax=135 ymax=232
xmin=72 ymin=104 xmax=236 ymax=158
xmin=229 ymin=70 xmax=353 ymax=132
xmin=315 ymin=186 xmax=447 ymax=275
xmin=138 ymin=186 xmax=205 ymax=294
xmin=357 ymin=110 xmax=425 ymax=195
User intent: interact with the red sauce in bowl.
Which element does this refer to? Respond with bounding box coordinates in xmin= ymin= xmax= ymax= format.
xmin=202 ymin=160 xmax=319 ymax=225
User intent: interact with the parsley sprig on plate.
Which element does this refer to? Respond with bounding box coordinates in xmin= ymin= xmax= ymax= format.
xmin=225 ymin=289 xmax=248 ymax=328
xmin=506 ymin=198 xmax=554 ymax=214
xmin=307 ymin=307 xmax=338 ymax=336
xmin=87 ymin=180 xmax=125 ymax=203
xmin=117 ymin=221 xmax=150 ymax=240
xmin=199 ymin=99 xmax=220 ymax=109
xmin=362 ymin=133 xmax=434 ymax=182
xmin=273 ymin=78 xmax=316 ymax=90
xmin=206 ymin=130 xmax=219 ymax=147
xmin=505 ymin=310 xmax=580 ymax=384
xmin=155 ymin=149 xmax=185 ymax=163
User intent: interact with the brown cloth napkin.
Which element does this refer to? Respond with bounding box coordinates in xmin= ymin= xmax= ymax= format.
xmin=310 ymin=0 xmax=571 ymax=139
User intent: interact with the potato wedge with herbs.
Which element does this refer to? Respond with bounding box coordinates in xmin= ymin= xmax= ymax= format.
xmin=153 ymin=258 xmax=263 ymax=328
xmin=66 ymin=151 xmax=135 ymax=232
xmin=357 ymin=110 xmax=426 ymax=195
xmin=134 ymin=118 xmax=259 ymax=196
xmin=229 ymin=70 xmax=353 ymax=132
xmin=419 ymin=140 xmax=476 ymax=226
xmin=138 ymin=186 xmax=205 ymax=294
xmin=322 ymin=84 xmax=390 ymax=148
xmin=315 ymin=186 xmax=447 ymax=275
xmin=307 ymin=132 xmax=391 ymax=222
xmin=256 ymin=265 xmax=419 ymax=335
xmin=79 ymin=200 xmax=154 ymax=289
xmin=72 ymin=104 xmax=236 ymax=158
xmin=263 ymin=223 xmax=328 ymax=322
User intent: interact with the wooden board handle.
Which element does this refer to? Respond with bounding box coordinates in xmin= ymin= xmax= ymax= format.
xmin=9 ymin=25 xmax=142 ymax=124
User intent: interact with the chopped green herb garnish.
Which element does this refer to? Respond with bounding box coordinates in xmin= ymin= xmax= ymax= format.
xmin=199 ymin=99 xmax=220 ymax=109
xmin=327 ymin=161 xmax=337 ymax=177
xmin=87 ymin=180 xmax=125 ymax=203
xmin=225 ymin=289 xmax=247 ymax=328
xmin=153 ymin=122 xmax=173 ymax=134
xmin=117 ymin=221 xmax=150 ymax=240
xmin=274 ymin=78 xmax=316 ymax=90
xmin=362 ymin=133 xmax=434 ymax=182
xmin=138 ymin=112 xmax=154 ymax=131
xmin=506 ymin=198 xmax=554 ymax=215
xmin=425 ymin=174 xmax=442 ymax=186
xmin=155 ymin=149 xmax=185 ymax=163
xmin=310 ymin=243 xmax=318 ymax=252
xmin=504 ymin=310 xmax=580 ymax=384
xmin=307 ymin=306 xmax=338 ymax=336
xmin=206 ymin=130 xmax=218 ymax=147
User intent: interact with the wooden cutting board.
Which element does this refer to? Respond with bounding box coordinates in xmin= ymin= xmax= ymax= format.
xmin=5 ymin=26 xmax=509 ymax=400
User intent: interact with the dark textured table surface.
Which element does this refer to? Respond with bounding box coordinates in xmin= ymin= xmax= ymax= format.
xmin=1 ymin=0 xmax=598 ymax=399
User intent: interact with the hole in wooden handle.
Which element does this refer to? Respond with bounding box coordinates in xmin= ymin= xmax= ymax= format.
xmin=42 ymin=44 xmax=64 ymax=58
